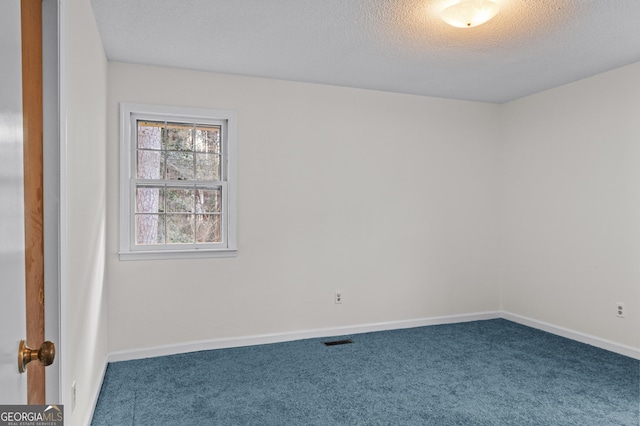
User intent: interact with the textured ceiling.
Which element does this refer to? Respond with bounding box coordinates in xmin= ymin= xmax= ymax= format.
xmin=90 ymin=0 xmax=640 ymax=103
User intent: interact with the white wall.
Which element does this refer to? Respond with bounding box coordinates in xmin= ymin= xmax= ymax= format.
xmin=61 ymin=0 xmax=108 ymax=424
xmin=499 ymin=62 xmax=640 ymax=349
xmin=106 ymin=63 xmax=501 ymax=352
xmin=0 ymin=0 xmax=28 ymax=405
xmin=43 ymin=0 xmax=60 ymax=403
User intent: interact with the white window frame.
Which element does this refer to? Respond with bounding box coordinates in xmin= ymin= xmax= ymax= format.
xmin=119 ymin=103 xmax=237 ymax=260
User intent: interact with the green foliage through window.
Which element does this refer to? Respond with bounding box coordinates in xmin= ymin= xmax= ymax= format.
xmin=135 ymin=120 xmax=223 ymax=245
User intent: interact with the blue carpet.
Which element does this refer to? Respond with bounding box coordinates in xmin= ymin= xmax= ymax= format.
xmin=91 ymin=319 xmax=639 ymax=425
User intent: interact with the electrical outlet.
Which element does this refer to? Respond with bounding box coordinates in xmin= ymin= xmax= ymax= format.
xmin=335 ymin=291 xmax=343 ymax=304
xmin=71 ymin=381 xmax=77 ymax=412
xmin=616 ymin=302 xmax=625 ymax=318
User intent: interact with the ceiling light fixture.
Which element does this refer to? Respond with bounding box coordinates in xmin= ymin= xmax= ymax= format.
xmin=440 ymin=0 xmax=500 ymax=28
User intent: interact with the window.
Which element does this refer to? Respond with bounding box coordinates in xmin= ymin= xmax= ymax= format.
xmin=119 ymin=103 xmax=237 ymax=260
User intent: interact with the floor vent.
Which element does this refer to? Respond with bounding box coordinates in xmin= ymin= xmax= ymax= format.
xmin=323 ymin=339 xmax=353 ymax=346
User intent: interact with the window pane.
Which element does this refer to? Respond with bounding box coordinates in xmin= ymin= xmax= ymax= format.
xmin=137 ymin=150 xmax=165 ymax=179
xmin=195 ymin=153 xmax=220 ymax=180
xmin=195 ymin=126 xmax=221 ymax=153
xmin=166 ymin=123 xmax=193 ymax=151
xmin=196 ymin=214 xmax=221 ymax=243
xmin=166 ymin=152 xmax=195 ymax=180
xmin=195 ymin=188 xmax=221 ymax=213
xmin=166 ymin=214 xmax=194 ymax=244
xmin=136 ymin=214 xmax=165 ymax=244
xmin=137 ymin=121 xmax=164 ymax=150
xmin=123 ymin=105 xmax=236 ymax=256
xmin=136 ymin=186 xmax=165 ymax=213
xmin=166 ymin=188 xmax=194 ymax=213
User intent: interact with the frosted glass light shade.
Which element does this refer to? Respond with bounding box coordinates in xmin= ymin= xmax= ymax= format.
xmin=441 ymin=0 xmax=500 ymax=28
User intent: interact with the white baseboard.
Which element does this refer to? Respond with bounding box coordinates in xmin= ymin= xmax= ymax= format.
xmin=106 ymin=310 xmax=640 ymax=364
xmin=107 ymin=311 xmax=501 ymax=363
xmin=501 ymin=312 xmax=640 ymax=360
xmin=83 ymin=353 xmax=108 ymax=426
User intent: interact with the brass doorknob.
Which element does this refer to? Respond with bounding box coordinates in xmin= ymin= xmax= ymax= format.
xmin=18 ymin=340 xmax=55 ymax=374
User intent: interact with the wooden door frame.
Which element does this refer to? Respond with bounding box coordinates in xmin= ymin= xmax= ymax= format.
xmin=21 ymin=0 xmax=46 ymax=404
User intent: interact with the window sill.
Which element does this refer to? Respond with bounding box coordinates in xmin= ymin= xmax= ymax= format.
xmin=119 ymin=248 xmax=238 ymax=261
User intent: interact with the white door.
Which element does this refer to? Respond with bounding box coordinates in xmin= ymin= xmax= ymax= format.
xmin=0 ymin=0 xmax=28 ymax=404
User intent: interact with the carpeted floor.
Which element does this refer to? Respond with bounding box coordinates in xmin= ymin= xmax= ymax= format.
xmin=91 ymin=319 xmax=639 ymax=425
